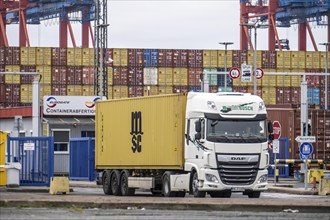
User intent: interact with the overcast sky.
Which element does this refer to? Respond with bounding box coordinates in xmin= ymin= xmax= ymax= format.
xmin=6 ymin=0 xmax=328 ymax=51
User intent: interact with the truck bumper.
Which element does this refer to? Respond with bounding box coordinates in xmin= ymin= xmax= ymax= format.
xmin=200 ymin=168 xmax=268 ymax=192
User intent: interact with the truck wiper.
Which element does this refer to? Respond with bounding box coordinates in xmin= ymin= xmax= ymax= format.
xmin=220 ymin=102 xmax=254 ymax=113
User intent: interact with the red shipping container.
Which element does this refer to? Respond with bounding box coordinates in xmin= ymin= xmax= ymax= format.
xmin=262 ymin=51 xmax=276 ymax=69
xmin=172 ymin=86 xmax=188 ymax=94
xmin=51 ymin=47 xmax=67 ymax=66
xmin=128 ymin=67 xmax=143 ymax=86
xmin=188 ymin=50 xmax=203 ymax=68
xmin=82 ymin=67 xmax=95 ymax=85
xmin=51 ymin=84 xmax=67 ymax=96
xmin=290 ymin=87 xmax=301 ymax=105
xmin=20 ymin=66 xmax=37 ymax=84
xmin=51 ymin=66 xmax=67 ymax=85
xmin=6 ymin=47 xmax=20 ymax=65
xmin=0 ymin=47 xmax=5 ymax=65
xmin=173 ymin=49 xmax=188 ymax=67
xmin=158 ymin=49 xmax=173 ymax=67
xmin=188 ymin=68 xmax=202 ymax=86
xmin=232 ymin=50 xmax=247 ymax=68
xmin=105 ymin=48 xmax=113 ymax=67
xmin=5 ymin=84 xmax=20 ymax=103
xmin=113 ymin=67 xmax=128 ymax=85
xmin=276 ymin=87 xmax=291 ymax=104
xmin=67 ymin=66 xmax=82 ymax=85
xmin=128 ymin=49 xmax=143 ymax=67
xmin=128 ymin=86 xmax=144 ymax=97
xmin=0 ymin=65 xmax=4 ymax=84
xmin=0 ymin=83 xmax=5 ymax=103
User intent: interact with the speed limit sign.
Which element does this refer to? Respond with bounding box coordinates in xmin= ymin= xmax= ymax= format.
xmin=229 ymin=67 xmax=240 ymax=79
xmin=255 ymin=68 xmax=264 ymax=79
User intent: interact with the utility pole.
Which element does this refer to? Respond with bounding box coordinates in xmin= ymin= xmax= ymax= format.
xmin=94 ymin=0 xmax=108 ymax=99
xmin=219 ymin=42 xmax=233 ymax=92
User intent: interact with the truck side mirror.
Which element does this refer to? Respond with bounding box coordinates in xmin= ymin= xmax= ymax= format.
xmin=268 ymin=121 xmax=273 ymax=133
xmin=195 ymin=120 xmax=201 ymax=132
xmin=195 ymin=133 xmax=201 ymax=140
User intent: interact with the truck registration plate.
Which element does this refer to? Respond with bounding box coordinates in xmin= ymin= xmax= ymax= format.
xmin=231 ymin=187 xmax=244 ymax=192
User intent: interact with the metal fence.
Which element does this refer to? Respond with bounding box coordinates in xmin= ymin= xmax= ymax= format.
xmin=7 ymin=136 xmax=54 ymax=186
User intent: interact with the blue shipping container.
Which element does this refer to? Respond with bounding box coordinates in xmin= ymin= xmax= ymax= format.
xmin=307 ymin=88 xmax=320 ymax=105
xmin=143 ymin=49 xmax=158 ymax=67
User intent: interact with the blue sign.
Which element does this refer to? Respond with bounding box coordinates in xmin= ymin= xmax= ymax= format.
xmin=299 ymin=142 xmax=313 ymax=156
xmin=299 ymin=153 xmax=311 ymax=160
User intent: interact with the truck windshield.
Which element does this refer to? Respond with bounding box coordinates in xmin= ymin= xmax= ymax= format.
xmin=206 ymin=119 xmax=267 ymax=143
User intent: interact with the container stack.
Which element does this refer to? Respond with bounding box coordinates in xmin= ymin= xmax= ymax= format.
xmin=0 ymin=47 xmax=329 ymax=109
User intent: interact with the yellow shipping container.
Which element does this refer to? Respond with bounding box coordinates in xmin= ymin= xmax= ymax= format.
xmin=143 ymin=86 xmax=158 ymax=96
xmin=21 ymin=84 xmax=32 ymax=103
xmin=158 ymin=68 xmax=173 ymax=86
xmin=262 ymin=86 xmax=276 ymax=105
xmin=291 ymin=51 xmax=305 ymax=69
xmin=276 ymin=75 xmax=291 ymax=87
xmin=108 ymin=67 xmax=113 ymax=85
xmin=217 ymin=50 xmax=233 ymax=68
xmin=95 ymin=94 xmax=186 ymax=169
xmin=247 ymin=50 xmax=262 ymax=68
xmin=306 ymin=51 xmax=320 ymax=69
xmin=291 ymin=75 xmax=302 ymax=87
xmin=276 ymin=51 xmax=291 ymax=69
xmin=261 ymin=75 xmax=276 ymax=87
xmin=108 ymin=86 xmax=113 ymax=99
xmin=37 ymin=66 xmax=51 ymax=84
xmin=36 ymin=47 xmax=51 ymax=65
xmin=82 ymin=85 xmax=94 ymax=96
xmin=67 ymin=48 xmax=82 ymax=66
xmin=158 ymin=86 xmax=173 ymax=95
xmin=203 ymin=50 xmax=218 ymax=68
xmin=40 ymin=83 xmax=51 ymax=106
xmin=5 ymin=65 xmax=20 ymax=84
xmin=67 ymin=85 xmax=82 ymax=96
xmin=173 ymin=68 xmax=188 ymax=86
xmin=82 ymin=48 xmax=94 ymax=66
xmin=0 ymin=131 xmax=8 ymax=186
xmin=320 ymin=52 xmax=330 ymax=69
xmin=113 ymin=49 xmax=128 ymax=66
xmin=113 ymin=86 xmax=128 ymax=99
xmin=21 ymin=47 xmax=36 ymax=65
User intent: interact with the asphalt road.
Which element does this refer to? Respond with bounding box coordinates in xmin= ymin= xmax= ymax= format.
xmin=1 ymin=207 xmax=329 ymax=220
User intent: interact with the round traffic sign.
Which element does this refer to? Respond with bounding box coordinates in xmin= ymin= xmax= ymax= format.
xmin=255 ymin=68 xmax=264 ymax=79
xmin=272 ymin=121 xmax=281 ymax=140
xmin=299 ymin=142 xmax=313 ymax=156
xmin=229 ymin=67 xmax=240 ymax=79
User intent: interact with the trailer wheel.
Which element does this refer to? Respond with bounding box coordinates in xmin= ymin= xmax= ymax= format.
xmin=191 ymin=171 xmax=206 ymax=198
xmin=110 ymin=170 xmax=122 ymax=196
xmin=162 ymin=172 xmax=176 ymax=197
xmin=247 ymin=191 xmax=261 ymax=198
xmin=120 ymin=170 xmax=135 ymax=196
xmin=102 ymin=170 xmax=113 ymax=195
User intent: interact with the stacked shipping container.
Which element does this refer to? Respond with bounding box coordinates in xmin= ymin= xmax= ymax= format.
xmin=0 ymin=46 xmax=329 ymax=109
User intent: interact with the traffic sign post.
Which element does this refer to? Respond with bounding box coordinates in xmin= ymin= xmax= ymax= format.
xmin=273 ymin=139 xmax=280 ymax=184
xmin=299 ymin=142 xmax=313 ymax=190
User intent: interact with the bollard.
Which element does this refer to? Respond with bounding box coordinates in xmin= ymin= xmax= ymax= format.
xmin=275 ymin=168 xmax=279 ymax=183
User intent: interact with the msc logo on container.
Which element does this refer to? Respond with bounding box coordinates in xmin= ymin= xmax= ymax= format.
xmin=130 ymin=111 xmax=143 ymax=153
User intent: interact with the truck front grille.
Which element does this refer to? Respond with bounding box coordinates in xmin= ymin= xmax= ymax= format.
xmin=217 ymin=154 xmax=260 ymax=185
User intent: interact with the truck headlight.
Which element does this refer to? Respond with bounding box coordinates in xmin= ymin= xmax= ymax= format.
xmin=258 ymin=102 xmax=265 ymax=111
xmin=205 ymin=174 xmax=219 ymax=183
xmin=257 ymin=175 xmax=267 ymax=183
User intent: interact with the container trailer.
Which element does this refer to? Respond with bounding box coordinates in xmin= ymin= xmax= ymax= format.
xmin=95 ymin=92 xmax=274 ymax=198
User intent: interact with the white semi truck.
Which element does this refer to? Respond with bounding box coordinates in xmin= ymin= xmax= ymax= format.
xmin=96 ymin=92 xmax=273 ymax=198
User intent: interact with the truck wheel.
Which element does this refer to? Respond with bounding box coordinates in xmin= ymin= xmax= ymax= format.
xmin=103 ymin=170 xmax=113 ymax=195
xmin=192 ymin=172 xmax=206 ymax=198
xmin=120 ymin=170 xmax=135 ymax=196
xmin=162 ymin=172 xmax=176 ymax=197
xmin=248 ymin=191 xmax=261 ymax=198
xmin=110 ymin=170 xmax=122 ymax=196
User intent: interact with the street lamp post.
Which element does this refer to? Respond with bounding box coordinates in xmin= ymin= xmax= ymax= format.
xmin=219 ymin=42 xmax=234 ymax=92
xmin=240 ymin=22 xmax=262 ymax=95
xmin=319 ymin=42 xmax=329 ymax=110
